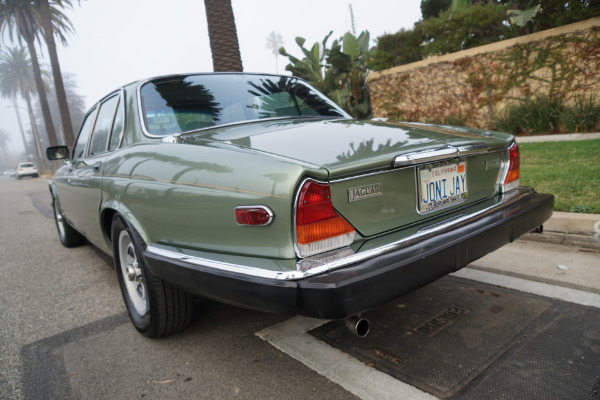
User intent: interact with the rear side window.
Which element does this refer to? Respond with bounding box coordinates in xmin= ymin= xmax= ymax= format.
xmin=108 ymin=98 xmax=124 ymax=151
xmin=72 ymin=109 xmax=96 ymax=160
xmin=89 ymin=95 xmax=119 ymax=156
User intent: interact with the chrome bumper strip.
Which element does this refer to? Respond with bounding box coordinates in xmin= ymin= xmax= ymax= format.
xmin=146 ymin=188 xmax=527 ymax=282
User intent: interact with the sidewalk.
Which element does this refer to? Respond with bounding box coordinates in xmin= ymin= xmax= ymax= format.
xmin=515 ymin=131 xmax=600 ymax=249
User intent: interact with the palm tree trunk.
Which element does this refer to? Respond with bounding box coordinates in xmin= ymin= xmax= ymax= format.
xmin=24 ymin=95 xmax=45 ymax=171
xmin=11 ymin=97 xmax=30 ymax=155
xmin=24 ymin=34 xmax=58 ymax=147
xmin=204 ymin=0 xmax=243 ymax=72
xmin=38 ymin=0 xmax=73 ymax=149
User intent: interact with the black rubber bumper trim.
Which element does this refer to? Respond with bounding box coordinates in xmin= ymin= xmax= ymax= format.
xmin=143 ymin=191 xmax=554 ymax=319
xmin=143 ymin=253 xmax=300 ymax=315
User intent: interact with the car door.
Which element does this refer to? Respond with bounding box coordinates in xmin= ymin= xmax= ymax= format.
xmin=62 ymin=92 xmax=122 ymax=247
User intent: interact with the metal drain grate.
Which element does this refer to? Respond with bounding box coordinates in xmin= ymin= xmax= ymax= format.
xmin=310 ymin=276 xmax=557 ymax=398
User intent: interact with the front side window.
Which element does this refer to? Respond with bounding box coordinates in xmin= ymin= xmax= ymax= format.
xmin=89 ymin=95 xmax=119 ymax=156
xmin=72 ymin=108 xmax=96 ymax=160
xmin=139 ymin=74 xmax=348 ymax=136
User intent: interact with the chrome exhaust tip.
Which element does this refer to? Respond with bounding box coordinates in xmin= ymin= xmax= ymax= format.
xmin=345 ymin=316 xmax=370 ymax=338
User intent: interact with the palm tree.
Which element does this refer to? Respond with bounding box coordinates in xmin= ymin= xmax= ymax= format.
xmin=203 ymin=0 xmax=243 ymax=72
xmin=37 ymin=0 xmax=76 ymax=149
xmin=0 ymin=46 xmax=46 ymax=168
xmin=0 ymin=128 xmax=11 ymax=168
xmin=265 ymin=31 xmax=283 ymax=73
xmin=0 ymin=0 xmax=58 ymax=147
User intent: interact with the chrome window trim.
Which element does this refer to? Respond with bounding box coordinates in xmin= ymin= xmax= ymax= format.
xmin=72 ymin=105 xmax=99 ymax=161
xmin=136 ymin=73 xmax=350 ymax=139
xmin=108 ymin=89 xmax=126 ymax=151
xmin=146 ymin=187 xmax=529 ymax=282
xmin=234 ymin=205 xmax=274 ymax=226
xmin=87 ymin=90 xmax=122 ymax=157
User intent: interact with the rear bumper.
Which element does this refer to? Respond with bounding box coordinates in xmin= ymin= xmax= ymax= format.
xmin=144 ymin=188 xmax=554 ymax=319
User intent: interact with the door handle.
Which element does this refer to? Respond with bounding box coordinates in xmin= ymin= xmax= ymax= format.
xmin=93 ymin=161 xmax=102 ymax=173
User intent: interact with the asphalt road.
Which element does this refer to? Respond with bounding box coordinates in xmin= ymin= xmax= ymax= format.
xmin=1 ymin=176 xmax=598 ymax=400
xmin=0 ymin=176 xmax=357 ymax=400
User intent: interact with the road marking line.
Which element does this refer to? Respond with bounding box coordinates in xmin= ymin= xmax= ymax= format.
xmin=454 ymin=268 xmax=600 ymax=308
xmin=256 ymin=317 xmax=437 ymax=400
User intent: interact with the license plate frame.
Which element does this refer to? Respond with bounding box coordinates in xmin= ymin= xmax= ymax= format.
xmin=417 ymin=159 xmax=468 ymax=214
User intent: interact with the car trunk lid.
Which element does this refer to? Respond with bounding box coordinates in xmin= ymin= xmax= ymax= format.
xmin=182 ymin=118 xmax=512 ymax=237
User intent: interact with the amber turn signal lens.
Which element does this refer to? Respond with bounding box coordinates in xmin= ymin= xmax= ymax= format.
xmin=296 ymin=216 xmax=355 ymax=245
xmin=295 ymin=180 xmax=355 ymax=253
xmin=504 ymin=143 xmax=520 ymax=184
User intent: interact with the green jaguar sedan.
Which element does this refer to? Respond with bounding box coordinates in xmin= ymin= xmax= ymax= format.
xmin=47 ymin=73 xmax=554 ymax=338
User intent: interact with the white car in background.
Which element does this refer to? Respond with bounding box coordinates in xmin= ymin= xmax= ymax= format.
xmin=15 ymin=162 xmax=38 ymax=179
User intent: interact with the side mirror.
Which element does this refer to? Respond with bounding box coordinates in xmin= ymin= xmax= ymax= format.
xmin=47 ymin=146 xmax=69 ymax=160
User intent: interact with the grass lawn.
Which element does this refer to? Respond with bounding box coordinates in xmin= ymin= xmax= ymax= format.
xmin=518 ymin=139 xmax=600 ymax=214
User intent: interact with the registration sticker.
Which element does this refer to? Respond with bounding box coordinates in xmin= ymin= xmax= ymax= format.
xmin=418 ymin=159 xmax=467 ymax=214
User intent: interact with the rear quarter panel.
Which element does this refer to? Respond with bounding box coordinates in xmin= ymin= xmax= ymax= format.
xmin=100 ymin=142 xmax=326 ymax=260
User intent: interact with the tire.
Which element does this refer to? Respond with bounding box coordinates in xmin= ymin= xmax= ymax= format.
xmin=111 ymin=214 xmax=194 ymax=338
xmin=52 ymin=197 xmax=86 ymax=247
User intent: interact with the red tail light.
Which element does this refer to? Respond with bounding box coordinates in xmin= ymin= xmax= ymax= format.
xmin=295 ymin=180 xmax=355 ymax=257
xmin=501 ymin=142 xmax=520 ymax=193
xmin=235 ymin=206 xmax=273 ymax=226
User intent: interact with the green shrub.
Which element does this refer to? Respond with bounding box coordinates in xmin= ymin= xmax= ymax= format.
xmin=534 ymin=0 xmax=600 ymax=31
xmin=421 ymin=0 xmax=452 ymax=19
xmin=493 ymin=103 xmax=524 ymax=135
xmin=418 ymin=3 xmax=517 ymax=56
xmin=519 ymin=95 xmax=563 ymax=134
xmin=442 ymin=113 xmax=467 ymax=127
xmin=369 ymin=27 xmax=424 ymax=71
xmin=559 ymin=95 xmax=600 ymax=133
xmin=493 ymin=95 xmax=564 ymax=134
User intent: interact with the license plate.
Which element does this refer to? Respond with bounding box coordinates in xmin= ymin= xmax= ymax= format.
xmin=418 ymin=159 xmax=467 ymax=214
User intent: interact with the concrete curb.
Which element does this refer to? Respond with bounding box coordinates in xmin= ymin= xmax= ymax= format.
xmin=514 ymin=132 xmax=600 ymax=249
xmin=515 ymin=132 xmax=600 ymax=143
xmin=522 ymin=211 xmax=600 ymax=250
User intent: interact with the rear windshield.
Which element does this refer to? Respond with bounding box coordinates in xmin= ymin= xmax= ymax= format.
xmin=139 ymin=74 xmax=348 ymax=136
xmin=19 ymin=163 xmax=34 ymax=168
